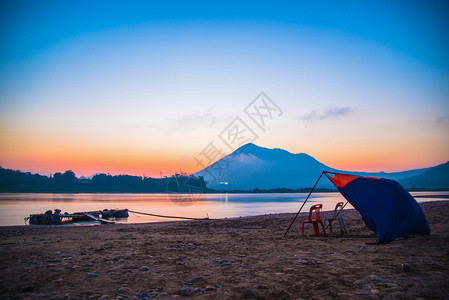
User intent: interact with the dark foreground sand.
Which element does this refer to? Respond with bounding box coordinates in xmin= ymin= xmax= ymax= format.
xmin=1 ymin=201 xmax=448 ymax=300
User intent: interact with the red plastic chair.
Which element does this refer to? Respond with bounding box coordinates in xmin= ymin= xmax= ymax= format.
xmin=302 ymin=204 xmax=326 ymax=236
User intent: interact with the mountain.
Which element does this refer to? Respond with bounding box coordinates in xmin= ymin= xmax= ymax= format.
xmin=399 ymin=162 xmax=449 ymax=189
xmin=193 ymin=143 xmax=440 ymax=190
xmin=79 ymin=173 xmax=102 ymax=180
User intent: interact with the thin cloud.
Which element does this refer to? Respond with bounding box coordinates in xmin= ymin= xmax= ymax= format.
xmin=436 ymin=114 xmax=449 ymax=125
xmin=298 ymin=106 xmax=354 ymax=121
xmin=168 ymin=108 xmax=217 ymax=133
xmin=174 ymin=111 xmax=217 ymax=127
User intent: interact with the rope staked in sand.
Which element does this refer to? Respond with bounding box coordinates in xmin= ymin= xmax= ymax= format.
xmin=128 ymin=210 xmax=210 ymax=221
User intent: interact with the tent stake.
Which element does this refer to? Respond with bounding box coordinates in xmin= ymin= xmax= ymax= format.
xmin=284 ymin=171 xmax=325 ymax=237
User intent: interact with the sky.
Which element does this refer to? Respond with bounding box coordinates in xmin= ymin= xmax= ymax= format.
xmin=1 ymin=0 xmax=448 ymax=177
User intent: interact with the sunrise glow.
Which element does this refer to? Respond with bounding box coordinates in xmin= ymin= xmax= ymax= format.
xmin=1 ymin=1 xmax=448 ymax=177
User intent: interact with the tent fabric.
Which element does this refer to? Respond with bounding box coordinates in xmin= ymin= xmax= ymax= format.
xmin=325 ymin=173 xmax=358 ymax=188
xmin=325 ymin=172 xmax=430 ymax=243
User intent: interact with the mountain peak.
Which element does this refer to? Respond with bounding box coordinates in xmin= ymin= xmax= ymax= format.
xmin=235 ymin=142 xmax=261 ymax=153
xmin=194 ymin=143 xmax=440 ymax=190
xmin=195 ymin=143 xmax=334 ymax=190
xmin=235 ymin=143 xmax=313 ymax=160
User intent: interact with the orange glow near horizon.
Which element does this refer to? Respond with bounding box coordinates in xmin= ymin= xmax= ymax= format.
xmin=0 ymin=129 xmax=197 ymax=177
xmin=1 ymin=137 xmax=447 ymax=178
xmin=0 ymin=154 xmax=194 ymax=178
xmin=1 ymin=114 xmax=448 ymax=177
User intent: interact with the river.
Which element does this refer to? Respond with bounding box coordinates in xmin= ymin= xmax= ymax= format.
xmin=0 ymin=191 xmax=447 ymax=226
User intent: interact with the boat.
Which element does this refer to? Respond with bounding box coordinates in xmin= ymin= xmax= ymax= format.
xmin=28 ymin=210 xmax=63 ymax=225
xmin=101 ymin=209 xmax=129 ymax=219
xmin=25 ymin=208 xmax=129 ymax=225
xmin=72 ymin=211 xmax=100 ymax=221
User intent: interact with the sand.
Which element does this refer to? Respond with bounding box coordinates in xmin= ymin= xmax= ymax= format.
xmin=0 ymin=201 xmax=448 ymax=299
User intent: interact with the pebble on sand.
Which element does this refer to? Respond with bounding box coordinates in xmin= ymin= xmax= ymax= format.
xmin=292 ymin=259 xmax=316 ymax=265
xmin=356 ymin=292 xmax=371 ymax=296
xmin=117 ymin=287 xmax=129 ymax=294
xmin=386 ymin=282 xmax=399 ymax=288
xmin=189 ymin=276 xmax=204 ymax=283
xmin=354 ymin=279 xmax=367 ymax=285
xmin=156 ymin=293 xmax=169 ymax=298
xmin=369 ymin=275 xmax=384 ymax=282
xmin=402 ymin=262 xmax=412 ymax=272
xmin=87 ymin=273 xmax=99 ymax=278
xmin=21 ymin=285 xmax=35 ymax=292
xmin=181 ymin=287 xmax=192 ymax=296
xmin=243 ymin=289 xmax=256 ymax=298
xmin=140 ymin=266 xmax=149 ymax=271
xmin=337 ymin=293 xmax=354 ymax=297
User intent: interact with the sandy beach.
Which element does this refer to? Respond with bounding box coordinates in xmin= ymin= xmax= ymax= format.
xmin=0 ymin=200 xmax=448 ymax=300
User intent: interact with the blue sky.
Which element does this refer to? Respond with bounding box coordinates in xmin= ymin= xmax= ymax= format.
xmin=1 ymin=0 xmax=448 ymax=176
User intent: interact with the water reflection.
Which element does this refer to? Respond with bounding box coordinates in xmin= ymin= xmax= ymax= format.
xmin=0 ymin=192 xmax=447 ymax=226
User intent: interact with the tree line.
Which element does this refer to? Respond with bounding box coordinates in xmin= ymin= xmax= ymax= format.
xmin=0 ymin=167 xmax=208 ymax=193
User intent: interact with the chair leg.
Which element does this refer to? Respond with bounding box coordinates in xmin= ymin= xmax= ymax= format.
xmin=320 ymin=221 xmax=326 ymax=235
xmin=328 ymin=219 xmax=333 ymax=233
xmin=338 ymin=217 xmax=347 ymax=234
xmin=312 ymin=223 xmax=319 ymax=236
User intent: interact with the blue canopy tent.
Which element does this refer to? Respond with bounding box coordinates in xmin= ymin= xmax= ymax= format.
xmin=284 ymin=171 xmax=431 ymax=243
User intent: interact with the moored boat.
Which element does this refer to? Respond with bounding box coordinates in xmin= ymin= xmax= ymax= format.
xmin=27 ymin=209 xmax=64 ymax=225
xmin=101 ymin=209 xmax=129 ymax=219
xmin=72 ymin=211 xmax=100 ymax=221
xmin=25 ymin=208 xmax=129 ymax=225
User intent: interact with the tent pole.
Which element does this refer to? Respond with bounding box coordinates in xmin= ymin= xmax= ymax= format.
xmin=284 ymin=171 xmax=325 ymax=237
xmin=322 ymin=172 xmax=350 ymax=231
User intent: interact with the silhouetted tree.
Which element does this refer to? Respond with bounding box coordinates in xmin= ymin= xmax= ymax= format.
xmin=53 ymin=170 xmax=77 ymax=184
xmin=91 ymin=173 xmax=113 ymax=186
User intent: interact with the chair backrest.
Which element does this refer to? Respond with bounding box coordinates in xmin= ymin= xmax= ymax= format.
xmin=309 ymin=204 xmax=323 ymax=221
xmin=333 ymin=202 xmax=344 ymax=218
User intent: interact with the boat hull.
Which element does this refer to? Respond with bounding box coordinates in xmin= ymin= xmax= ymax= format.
xmin=29 ymin=214 xmax=62 ymax=225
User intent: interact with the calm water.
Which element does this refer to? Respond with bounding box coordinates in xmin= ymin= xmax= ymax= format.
xmin=0 ymin=191 xmax=447 ymax=226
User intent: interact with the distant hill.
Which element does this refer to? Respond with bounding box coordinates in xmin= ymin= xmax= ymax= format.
xmin=194 ymin=143 xmax=443 ymax=190
xmin=400 ymin=162 xmax=449 ymax=189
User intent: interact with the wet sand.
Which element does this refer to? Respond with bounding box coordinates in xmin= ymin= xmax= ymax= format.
xmin=0 ymin=201 xmax=448 ymax=299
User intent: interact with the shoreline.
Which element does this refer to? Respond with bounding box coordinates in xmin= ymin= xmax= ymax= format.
xmin=0 ymin=200 xmax=448 ymax=299
xmin=2 ymin=196 xmax=449 ymax=228
xmin=0 ymin=209 xmax=342 ymax=229
xmin=1 ymin=188 xmax=449 ymax=195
